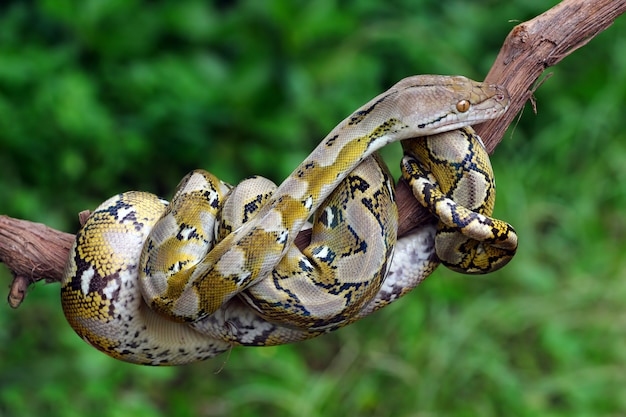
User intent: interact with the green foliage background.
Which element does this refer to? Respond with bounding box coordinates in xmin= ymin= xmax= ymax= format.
xmin=1 ymin=1 xmax=625 ymax=416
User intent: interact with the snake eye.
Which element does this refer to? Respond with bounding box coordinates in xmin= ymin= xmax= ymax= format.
xmin=456 ymin=100 xmax=471 ymax=113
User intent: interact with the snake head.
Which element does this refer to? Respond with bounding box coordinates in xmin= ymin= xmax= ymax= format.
xmin=391 ymin=75 xmax=510 ymax=135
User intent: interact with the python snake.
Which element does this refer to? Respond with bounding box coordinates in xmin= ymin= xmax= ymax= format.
xmin=61 ymin=75 xmax=514 ymax=365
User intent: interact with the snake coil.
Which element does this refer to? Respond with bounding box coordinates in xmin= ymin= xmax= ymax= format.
xmin=61 ymin=75 xmax=516 ymax=365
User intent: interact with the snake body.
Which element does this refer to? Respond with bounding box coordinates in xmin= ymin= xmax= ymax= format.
xmin=61 ymin=75 xmax=512 ymax=365
xmin=402 ymin=127 xmax=517 ymax=273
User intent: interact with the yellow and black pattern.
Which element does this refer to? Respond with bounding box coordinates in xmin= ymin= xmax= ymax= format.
xmin=61 ymin=75 xmax=511 ymax=365
xmin=239 ymin=153 xmax=397 ymax=331
xmin=401 ymin=127 xmax=518 ymax=274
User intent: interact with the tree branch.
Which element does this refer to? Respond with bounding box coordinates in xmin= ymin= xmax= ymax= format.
xmin=2 ymin=0 xmax=624 ymax=308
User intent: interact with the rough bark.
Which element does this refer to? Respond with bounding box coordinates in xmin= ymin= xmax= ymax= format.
xmin=2 ymin=0 xmax=625 ymax=308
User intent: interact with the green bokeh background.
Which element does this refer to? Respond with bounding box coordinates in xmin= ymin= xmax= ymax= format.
xmin=1 ymin=1 xmax=625 ymax=416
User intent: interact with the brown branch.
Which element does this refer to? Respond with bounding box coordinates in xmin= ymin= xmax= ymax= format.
xmin=478 ymin=0 xmax=626 ymax=151
xmin=1 ymin=0 xmax=624 ymax=308
xmin=1 ymin=216 xmax=75 ymax=307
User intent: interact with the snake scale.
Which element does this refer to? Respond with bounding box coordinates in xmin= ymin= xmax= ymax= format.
xmin=61 ymin=75 xmax=517 ymax=365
